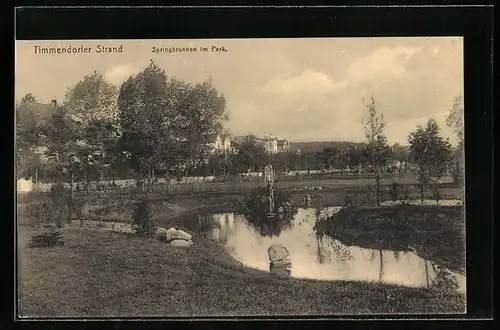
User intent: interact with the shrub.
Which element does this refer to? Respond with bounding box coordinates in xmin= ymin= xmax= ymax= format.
xmin=26 ymin=199 xmax=52 ymax=228
xmin=71 ymin=196 xmax=86 ymax=220
xmin=25 ymin=189 xmax=68 ymax=229
xmin=28 ymin=231 xmax=64 ymax=248
xmin=49 ymin=183 xmax=71 ymax=228
xmin=391 ymin=181 xmax=399 ymax=202
xmin=133 ymin=198 xmax=155 ymax=236
xmin=243 ymin=187 xmax=298 ymax=237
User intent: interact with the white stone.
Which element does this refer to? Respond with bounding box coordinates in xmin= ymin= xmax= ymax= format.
xmin=166 ymin=227 xmax=177 ymax=241
xmin=165 ymin=228 xmax=193 ymax=241
xmin=174 ymin=229 xmax=192 ymax=241
xmin=155 ymin=227 xmax=167 ymax=241
xmin=169 ymin=239 xmax=193 ymax=248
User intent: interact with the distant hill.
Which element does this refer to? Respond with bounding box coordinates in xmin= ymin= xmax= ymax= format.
xmin=288 ymin=141 xmax=366 ymax=153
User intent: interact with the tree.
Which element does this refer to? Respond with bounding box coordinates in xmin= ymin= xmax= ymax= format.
xmin=21 ymin=93 xmax=37 ymax=104
xmin=118 ymin=62 xmax=228 ymax=184
xmin=43 ymin=105 xmax=81 ymax=177
xmin=270 ymin=151 xmax=291 ymax=173
xmin=446 ymin=95 xmax=464 ymax=149
xmin=64 ymin=71 xmax=118 ymax=124
xmin=362 ymin=96 xmax=390 ymax=205
xmin=446 ymin=95 xmax=465 ymax=185
xmin=16 ymin=94 xmax=43 ymax=179
xmin=43 ymin=105 xmax=82 ymax=220
xmin=408 ymin=119 xmax=453 ymax=203
xmin=235 ymin=135 xmax=267 ymax=173
xmin=171 ymin=78 xmax=228 ymax=167
xmin=133 ymin=198 xmax=154 ymax=236
xmin=63 ymin=72 xmax=119 ymax=183
xmin=118 ymin=62 xmax=175 ymax=182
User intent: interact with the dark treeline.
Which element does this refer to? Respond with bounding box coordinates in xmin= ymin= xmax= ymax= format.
xmin=16 ymin=62 xmax=463 ymax=203
xmin=16 ymin=62 xmax=227 ymax=184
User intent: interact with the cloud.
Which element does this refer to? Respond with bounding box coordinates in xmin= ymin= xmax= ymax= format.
xmin=346 ymin=46 xmax=420 ymax=82
xmin=260 ymin=70 xmax=346 ymax=95
xmin=104 ymin=63 xmax=141 ymax=85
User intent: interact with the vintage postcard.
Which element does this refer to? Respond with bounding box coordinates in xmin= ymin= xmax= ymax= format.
xmin=15 ymin=37 xmax=465 ymax=318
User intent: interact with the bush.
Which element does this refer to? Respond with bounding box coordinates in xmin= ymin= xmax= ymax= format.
xmin=28 ymin=231 xmax=64 ymax=248
xmin=391 ymin=181 xmax=399 ymax=202
xmin=26 ymin=199 xmax=53 ymax=228
xmin=25 ymin=188 xmax=69 ymax=229
xmin=242 ymin=187 xmax=298 ymax=237
xmin=49 ymin=183 xmax=71 ymax=228
xmin=432 ymin=184 xmax=442 ymax=205
xmin=71 ymin=195 xmax=86 ymax=220
xmin=133 ymin=198 xmax=155 ymax=236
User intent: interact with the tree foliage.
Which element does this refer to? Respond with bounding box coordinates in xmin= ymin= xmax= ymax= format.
xmin=446 ymin=95 xmax=465 ymax=185
xmin=63 ymin=72 xmax=119 ymax=181
xmin=362 ymin=96 xmax=390 ymax=205
xmin=43 ymin=105 xmax=81 ymax=175
xmin=172 ymin=78 xmax=228 ymax=165
xmin=64 ymin=71 xmax=118 ymax=124
xmin=117 ymin=62 xmax=228 ymax=178
xmin=21 ymin=93 xmax=37 ymax=104
xmin=118 ymin=62 xmax=177 ymax=176
xmin=408 ymin=119 xmax=453 ymax=202
xmin=446 ymin=95 xmax=464 ymax=149
xmin=16 ymin=95 xmax=43 ymax=178
xmin=235 ymin=135 xmax=267 ymax=172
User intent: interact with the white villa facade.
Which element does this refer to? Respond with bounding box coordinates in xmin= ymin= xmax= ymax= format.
xmin=211 ymin=134 xmax=289 ymax=155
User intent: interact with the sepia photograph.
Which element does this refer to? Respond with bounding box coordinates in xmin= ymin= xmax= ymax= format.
xmin=15 ymin=37 xmax=465 ymax=317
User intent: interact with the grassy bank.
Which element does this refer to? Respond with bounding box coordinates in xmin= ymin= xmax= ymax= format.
xmin=29 ymin=183 xmax=460 ymax=230
xmin=18 ymin=225 xmax=465 ymax=317
xmin=315 ymin=205 xmax=465 ymax=274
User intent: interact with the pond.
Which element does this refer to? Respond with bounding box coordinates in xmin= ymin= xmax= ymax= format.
xmin=177 ymin=208 xmax=466 ymax=295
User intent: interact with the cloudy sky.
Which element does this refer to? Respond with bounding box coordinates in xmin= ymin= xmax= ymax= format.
xmin=16 ymin=37 xmax=463 ymax=145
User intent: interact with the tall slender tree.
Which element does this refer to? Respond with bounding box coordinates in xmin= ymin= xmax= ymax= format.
xmin=446 ymin=95 xmax=465 ymax=185
xmin=362 ymin=96 xmax=390 ymax=205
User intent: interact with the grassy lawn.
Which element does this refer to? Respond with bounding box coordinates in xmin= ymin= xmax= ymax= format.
xmin=17 ymin=224 xmax=465 ymax=317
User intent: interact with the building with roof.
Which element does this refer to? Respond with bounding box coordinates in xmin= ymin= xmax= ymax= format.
xmin=210 ymin=133 xmax=289 ymax=155
xmin=277 ymin=139 xmax=289 ymax=153
xmin=211 ymin=133 xmax=234 ymax=154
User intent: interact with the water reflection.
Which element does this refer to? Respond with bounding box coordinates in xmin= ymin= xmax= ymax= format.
xmin=242 ymin=187 xmax=298 ymax=237
xmin=187 ymin=209 xmax=465 ymax=294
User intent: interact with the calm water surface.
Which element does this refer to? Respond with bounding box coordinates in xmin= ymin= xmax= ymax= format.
xmin=178 ymin=208 xmax=465 ymax=294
